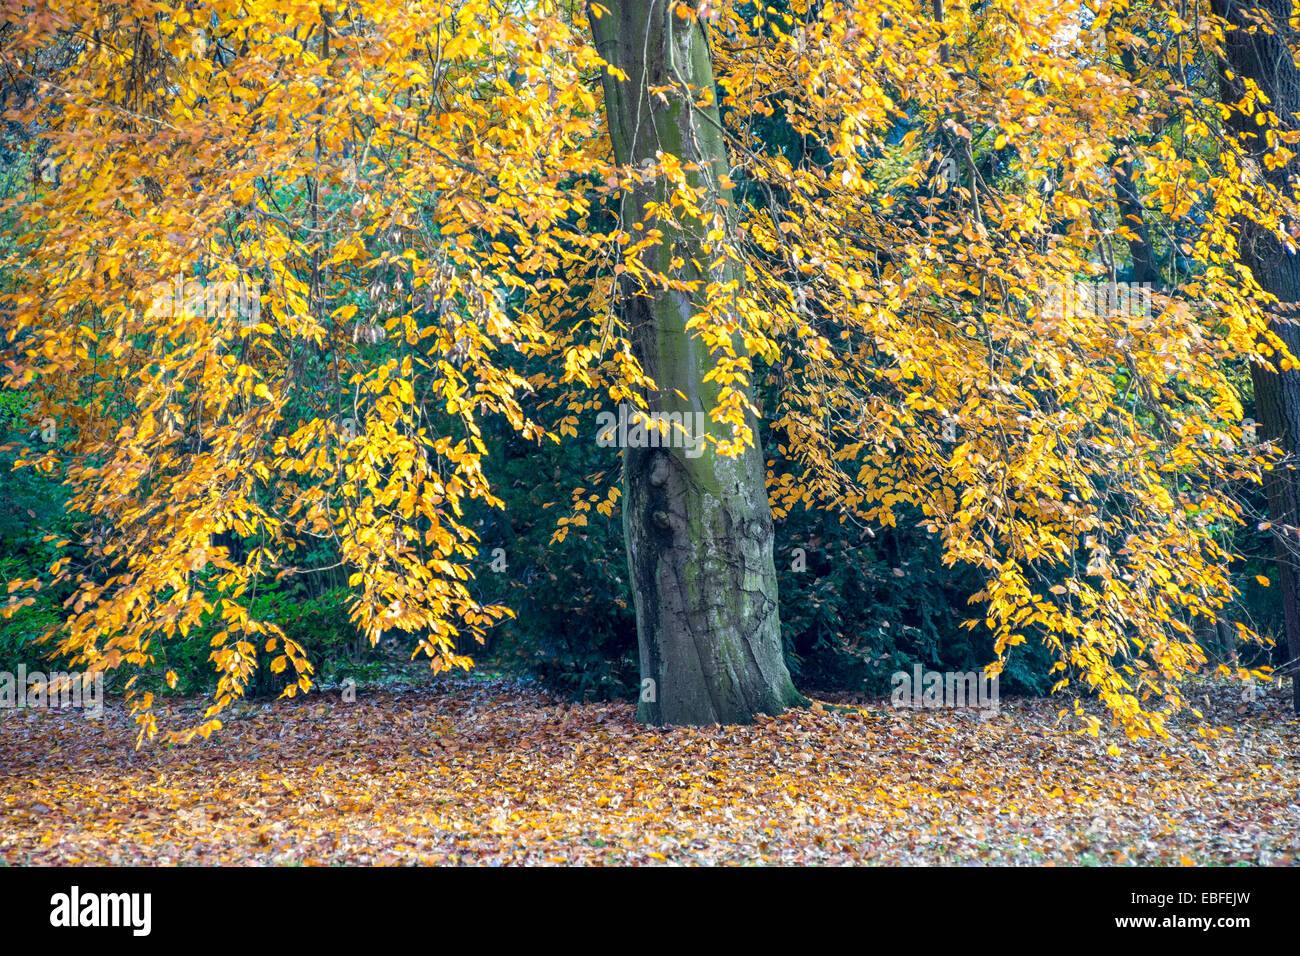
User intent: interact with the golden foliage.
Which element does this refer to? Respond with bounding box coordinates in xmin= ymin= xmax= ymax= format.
xmin=0 ymin=0 xmax=1291 ymax=741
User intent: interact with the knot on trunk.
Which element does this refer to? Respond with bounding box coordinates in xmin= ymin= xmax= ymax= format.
xmin=649 ymin=454 xmax=672 ymax=488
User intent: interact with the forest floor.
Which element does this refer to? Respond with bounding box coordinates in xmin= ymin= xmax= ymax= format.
xmin=1 ymin=676 xmax=1297 ymax=865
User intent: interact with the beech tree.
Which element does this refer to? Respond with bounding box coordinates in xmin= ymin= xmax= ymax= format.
xmin=0 ymin=0 xmax=1290 ymax=743
xmin=591 ymin=0 xmax=802 ymax=724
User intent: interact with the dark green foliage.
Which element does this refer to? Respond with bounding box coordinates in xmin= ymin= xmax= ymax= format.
xmin=472 ymin=417 xmax=639 ymax=702
xmin=0 ymin=388 xmax=76 ymax=673
xmin=150 ymin=587 xmax=377 ymax=697
xmin=772 ymin=505 xmax=1056 ymax=697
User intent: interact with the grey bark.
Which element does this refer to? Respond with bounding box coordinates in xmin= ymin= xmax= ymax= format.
xmin=590 ymin=0 xmax=804 ymax=724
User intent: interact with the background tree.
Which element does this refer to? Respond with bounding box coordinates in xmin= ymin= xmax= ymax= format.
xmin=1208 ymin=0 xmax=1300 ymax=710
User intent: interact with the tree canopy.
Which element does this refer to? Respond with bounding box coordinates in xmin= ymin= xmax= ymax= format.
xmin=1 ymin=0 xmax=1295 ymax=744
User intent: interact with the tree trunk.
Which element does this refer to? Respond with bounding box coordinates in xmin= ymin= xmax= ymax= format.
xmin=1111 ymin=46 xmax=1161 ymax=287
xmin=1111 ymin=143 xmax=1159 ymax=285
xmin=590 ymin=0 xmax=803 ymax=724
xmin=1212 ymin=0 xmax=1300 ymax=710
